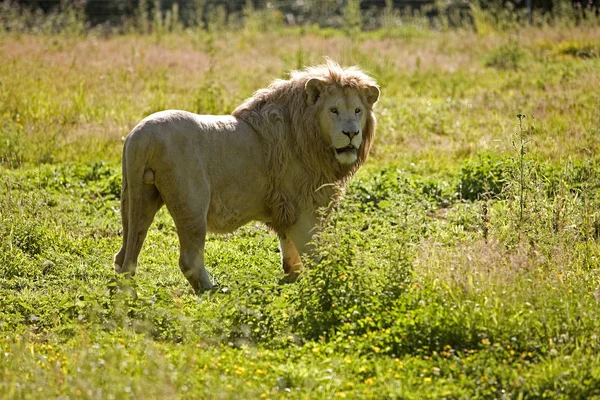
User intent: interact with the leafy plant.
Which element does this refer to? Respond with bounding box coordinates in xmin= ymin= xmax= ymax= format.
xmin=484 ymin=40 xmax=527 ymax=70
xmin=458 ymin=154 xmax=513 ymax=200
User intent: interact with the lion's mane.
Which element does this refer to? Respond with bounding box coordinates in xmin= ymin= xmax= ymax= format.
xmin=232 ymin=60 xmax=378 ymax=232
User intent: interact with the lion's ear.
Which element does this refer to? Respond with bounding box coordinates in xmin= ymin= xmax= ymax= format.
xmin=364 ymin=85 xmax=380 ymax=107
xmin=305 ymin=78 xmax=326 ymax=105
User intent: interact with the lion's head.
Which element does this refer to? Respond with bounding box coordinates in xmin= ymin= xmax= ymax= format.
xmin=232 ymin=60 xmax=379 ymax=214
xmin=305 ymin=77 xmax=380 ymax=165
xmin=234 ymin=60 xmax=379 ymax=172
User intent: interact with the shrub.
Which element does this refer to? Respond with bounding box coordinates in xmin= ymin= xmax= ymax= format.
xmin=554 ymin=40 xmax=599 ymax=59
xmin=290 ymin=179 xmax=419 ymax=344
xmin=458 ymin=154 xmax=513 ymax=200
xmin=484 ymin=41 xmax=527 ymax=70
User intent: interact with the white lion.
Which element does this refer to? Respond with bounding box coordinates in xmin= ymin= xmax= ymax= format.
xmin=113 ymin=60 xmax=380 ymax=293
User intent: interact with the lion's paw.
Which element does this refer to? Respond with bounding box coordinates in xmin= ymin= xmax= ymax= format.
xmin=278 ymin=272 xmax=302 ymax=285
xmin=200 ymin=285 xmax=230 ymax=297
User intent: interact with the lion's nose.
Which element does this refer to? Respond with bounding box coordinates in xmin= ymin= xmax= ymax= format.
xmin=342 ymin=130 xmax=359 ymax=139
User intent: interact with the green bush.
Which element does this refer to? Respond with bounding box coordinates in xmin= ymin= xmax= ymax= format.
xmin=554 ymin=40 xmax=599 ymax=59
xmin=458 ymin=154 xmax=513 ymax=200
xmin=485 ymin=41 xmax=527 ymax=70
xmin=290 ymin=181 xmax=419 ymax=346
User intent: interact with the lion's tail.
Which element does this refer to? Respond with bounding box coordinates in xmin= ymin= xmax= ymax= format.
xmin=113 ymin=137 xmax=129 ymax=272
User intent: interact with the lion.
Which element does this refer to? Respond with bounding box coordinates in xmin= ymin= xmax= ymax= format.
xmin=113 ymin=60 xmax=380 ymax=293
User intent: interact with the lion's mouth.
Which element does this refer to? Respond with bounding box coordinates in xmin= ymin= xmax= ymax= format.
xmin=335 ymin=145 xmax=356 ymax=155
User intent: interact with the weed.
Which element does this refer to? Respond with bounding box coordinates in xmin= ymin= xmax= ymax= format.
xmin=136 ymin=0 xmax=150 ymax=34
xmin=513 ymin=113 xmax=530 ymax=224
xmin=554 ymin=40 xmax=599 ymax=59
xmin=458 ymin=154 xmax=513 ymax=200
xmin=343 ymin=0 xmax=363 ymax=34
xmin=485 ymin=40 xmax=527 ymax=70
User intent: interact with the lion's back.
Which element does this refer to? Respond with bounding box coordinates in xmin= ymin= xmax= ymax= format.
xmin=123 ymin=110 xmax=246 ymax=164
xmin=125 ymin=110 xmax=200 ymax=152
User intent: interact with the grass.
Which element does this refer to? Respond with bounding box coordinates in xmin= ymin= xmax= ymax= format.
xmin=1 ymin=23 xmax=600 ymax=398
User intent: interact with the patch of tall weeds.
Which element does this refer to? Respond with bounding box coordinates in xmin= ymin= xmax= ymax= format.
xmin=485 ymin=40 xmax=528 ymax=70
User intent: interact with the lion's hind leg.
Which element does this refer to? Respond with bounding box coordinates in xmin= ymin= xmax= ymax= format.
xmin=114 ymin=155 xmax=129 ymax=272
xmin=113 ymin=188 xmax=128 ymax=272
xmin=116 ymin=172 xmax=163 ymax=277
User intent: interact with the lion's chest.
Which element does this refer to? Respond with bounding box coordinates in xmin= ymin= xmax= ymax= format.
xmin=206 ymin=199 xmax=246 ymax=234
xmin=206 ymin=193 xmax=268 ymax=234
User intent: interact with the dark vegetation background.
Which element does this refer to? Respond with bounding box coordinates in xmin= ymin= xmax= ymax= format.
xmin=7 ymin=0 xmax=600 ymax=31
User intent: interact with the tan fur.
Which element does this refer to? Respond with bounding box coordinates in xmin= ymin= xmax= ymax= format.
xmin=113 ymin=60 xmax=379 ymax=293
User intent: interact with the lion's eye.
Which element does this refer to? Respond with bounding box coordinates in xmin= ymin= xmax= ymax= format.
xmin=330 ymin=108 xmax=338 ymax=114
xmin=355 ymin=108 xmax=361 ymax=114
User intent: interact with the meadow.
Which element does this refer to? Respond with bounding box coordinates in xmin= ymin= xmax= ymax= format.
xmin=1 ymin=10 xmax=600 ymax=399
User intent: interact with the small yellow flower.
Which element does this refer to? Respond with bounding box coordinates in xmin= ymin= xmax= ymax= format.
xmin=344 ymin=356 xmax=352 ymax=364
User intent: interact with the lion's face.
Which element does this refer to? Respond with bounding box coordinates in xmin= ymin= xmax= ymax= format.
xmin=305 ymin=78 xmax=379 ymax=165
xmin=316 ymin=87 xmax=367 ymax=164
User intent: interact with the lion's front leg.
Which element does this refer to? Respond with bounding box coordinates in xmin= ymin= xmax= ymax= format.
xmin=278 ymin=234 xmax=302 ymax=275
xmin=178 ymin=229 xmax=213 ymax=294
xmin=278 ymin=211 xmax=317 ymax=282
xmin=159 ymin=179 xmax=214 ymax=294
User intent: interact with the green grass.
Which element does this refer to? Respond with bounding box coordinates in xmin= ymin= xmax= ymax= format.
xmin=1 ymin=25 xmax=600 ymax=399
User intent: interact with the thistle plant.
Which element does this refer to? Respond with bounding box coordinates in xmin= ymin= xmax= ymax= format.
xmin=513 ymin=113 xmax=530 ymax=226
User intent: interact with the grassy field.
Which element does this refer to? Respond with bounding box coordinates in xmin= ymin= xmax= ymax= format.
xmin=1 ymin=22 xmax=600 ymax=399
